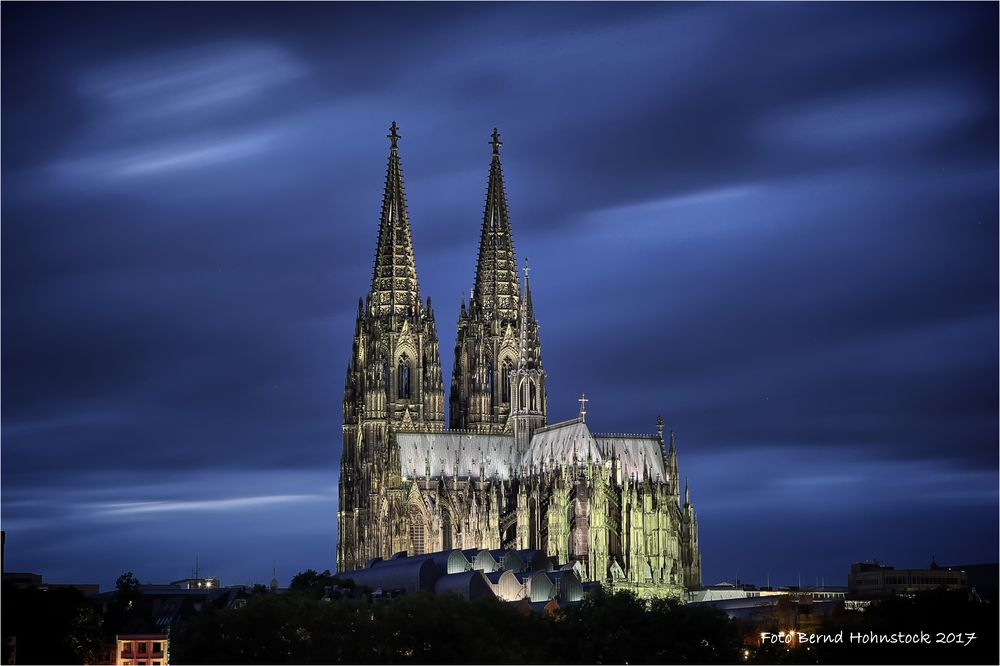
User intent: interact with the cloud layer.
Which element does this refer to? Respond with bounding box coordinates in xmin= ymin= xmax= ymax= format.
xmin=3 ymin=2 xmax=997 ymax=589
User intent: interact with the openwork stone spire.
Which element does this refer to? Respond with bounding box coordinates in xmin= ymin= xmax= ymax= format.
xmin=518 ymin=257 xmax=542 ymax=370
xmin=370 ymin=121 xmax=420 ymax=319
xmin=472 ymin=128 xmax=520 ymax=322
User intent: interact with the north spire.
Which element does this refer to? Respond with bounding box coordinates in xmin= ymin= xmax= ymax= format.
xmin=472 ymin=128 xmax=520 ymax=322
xmin=369 ymin=121 xmax=420 ymax=319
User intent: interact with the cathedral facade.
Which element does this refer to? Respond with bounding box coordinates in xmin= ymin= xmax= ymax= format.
xmin=337 ymin=123 xmax=701 ymax=597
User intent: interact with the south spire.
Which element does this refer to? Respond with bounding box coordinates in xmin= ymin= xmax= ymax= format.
xmin=471 ymin=128 xmax=521 ymax=323
xmin=450 ymin=129 xmax=543 ymax=432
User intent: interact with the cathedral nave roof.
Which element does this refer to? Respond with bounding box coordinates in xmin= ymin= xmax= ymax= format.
xmin=395 ymin=418 xmax=668 ymax=483
xmin=396 ymin=430 xmax=518 ymax=480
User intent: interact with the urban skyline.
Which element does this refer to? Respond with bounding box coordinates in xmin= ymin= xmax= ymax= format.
xmin=2 ymin=2 xmax=997 ymax=591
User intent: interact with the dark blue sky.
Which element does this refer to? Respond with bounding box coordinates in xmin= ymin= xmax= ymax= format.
xmin=3 ymin=2 xmax=997 ymax=591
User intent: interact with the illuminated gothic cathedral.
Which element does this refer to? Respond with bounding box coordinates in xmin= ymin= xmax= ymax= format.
xmin=337 ymin=123 xmax=701 ymax=597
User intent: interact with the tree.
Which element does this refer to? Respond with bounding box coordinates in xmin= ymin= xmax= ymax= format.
xmin=2 ymin=582 xmax=103 ymax=664
xmin=288 ymin=569 xmax=354 ymax=599
xmin=115 ymin=571 xmax=140 ymax=595
xmin=67 ymin=605 xmax=105 ymax=664
xmin=170 ymin=576 xmax=741 ymax=664
xmin=554 ymin=588 xmax=741 ymax=664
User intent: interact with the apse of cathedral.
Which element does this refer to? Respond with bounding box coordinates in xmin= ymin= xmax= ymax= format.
xmin=337 ymin=122 xmax=701 ymax=597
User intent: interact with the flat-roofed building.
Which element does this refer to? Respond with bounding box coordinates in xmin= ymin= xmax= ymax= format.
xmin=116 ymin=634 xmax=167 ymax=666
xmin=848 ymin=559 xmax=967 ymax=598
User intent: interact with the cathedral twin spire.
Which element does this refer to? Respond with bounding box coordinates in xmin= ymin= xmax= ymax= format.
xmin=361 ymin=122 xmax=543 ymax=433
xmin=369 ymin=121 xmax=421 ymax=320
xmin=472 ymin=128 xmax=521 ymax=323
xmin=368 ymin=123 xmax=520 ymax=323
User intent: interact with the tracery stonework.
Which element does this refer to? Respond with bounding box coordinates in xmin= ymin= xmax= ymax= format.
xmin=337 ymin=123 xmax=701 ymax=597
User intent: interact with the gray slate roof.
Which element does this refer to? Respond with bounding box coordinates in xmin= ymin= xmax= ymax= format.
xmin=396 ymin=431 xmax=519 ymax=480
xmin=395 ymin=419 xmax=667 ymax=482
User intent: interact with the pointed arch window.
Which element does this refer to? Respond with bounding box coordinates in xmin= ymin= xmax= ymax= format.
xmin=501 ymin=359 xmax=512 ymax=404
xmin=382 ymin=358 xmax=390 ymax=398
xmin=398 ymin=355 xmax=411 ymax=399
xmin=409 ymin=507 xmax=426 ymax=556
xmin=528 ymin=504 xmax=537 ymax=550
xmin=529 ymin=380 xmax=537 ymax=411
xmin=441 ymin=510 xmax=452 ymax=550
xmin=485 ymin=361 xmax=494 ymax=411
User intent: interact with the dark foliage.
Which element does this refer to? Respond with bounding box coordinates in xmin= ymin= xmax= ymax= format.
xmin=115 ymin=571 xmax=140 ymax=596
xmin=554 ymin=589 xmax=742 ymax=664
xmin=170 ymin=585 xmax=741 ymax=664
xmin=288 ymin=568 xmax=354 ymax=599
xmin=1 ymin=582 xmax=104 ymax=664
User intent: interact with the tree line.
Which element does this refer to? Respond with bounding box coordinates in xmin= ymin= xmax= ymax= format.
xmin=172 ymin=575 xmax=741 ymax=664
xmin=4 ymin=569 xmax=995 ymax=664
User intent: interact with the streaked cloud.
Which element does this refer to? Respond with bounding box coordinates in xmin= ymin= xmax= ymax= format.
xmin=81 ymin=43 xmax=306 ymax=120
xmin=763 ymin=84 xmax=982 ymax=150
xmin=2 ymin=2 xmax=995 ymax=589
xmin=95 ymin=493 xmax=329 ymax=516
xmin=53 ymin=129 xmax=280 ymax=180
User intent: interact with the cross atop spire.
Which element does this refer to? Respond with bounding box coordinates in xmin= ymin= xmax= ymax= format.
xmin=578 ymin=394 xmax=589 ymax=422
xmin=388 ymin=121 xmax=401 ymax=149
xmin=490 ymin=127 xmax=502 ymax=155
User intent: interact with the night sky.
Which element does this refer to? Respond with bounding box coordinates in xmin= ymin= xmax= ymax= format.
xmin=3 ymin=2 xmax=997 ymax=591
